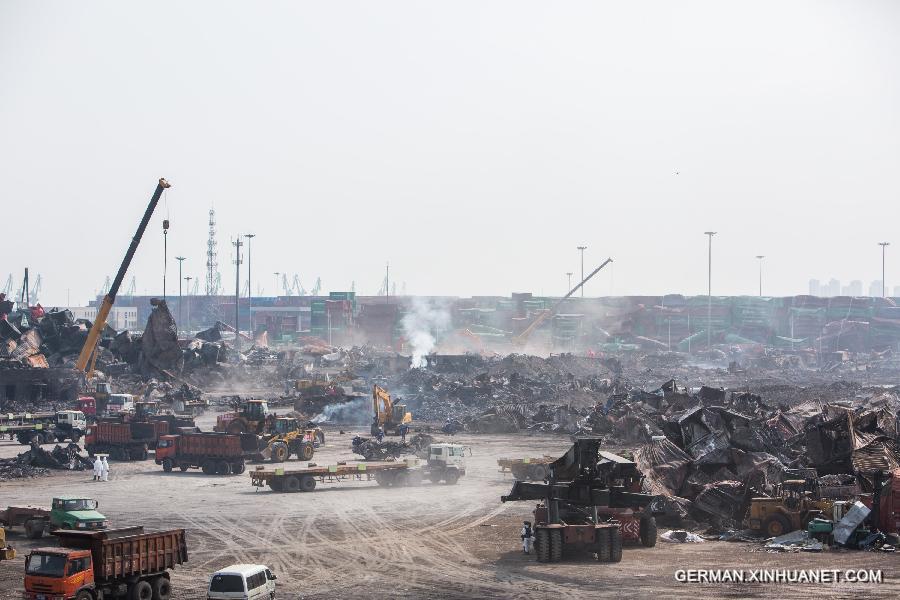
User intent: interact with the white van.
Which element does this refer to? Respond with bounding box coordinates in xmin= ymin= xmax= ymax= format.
xmin=208 ymin=564 xmax=276 ymax=600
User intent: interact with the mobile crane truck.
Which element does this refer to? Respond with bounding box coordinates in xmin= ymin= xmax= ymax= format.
xmin=23 ymin=526 xmax=187 ymax=600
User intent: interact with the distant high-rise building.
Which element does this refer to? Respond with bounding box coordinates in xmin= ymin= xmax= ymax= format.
xmin=848 ymin=280 xmax=863 ymax=296
xmin=869 ymin=280 xmax=883 ymax=297
xmin=893 ymin=285 xmax=900 ymax=297
xmin=809 ymin=279 xmax=821 ymax=296
xmin=826 ymin=279 xmax=841 ymax=297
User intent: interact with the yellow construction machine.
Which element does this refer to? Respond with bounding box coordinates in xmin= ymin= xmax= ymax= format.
xmin=257 ymin=417 xmax=322 ymax=462
xmin=76 ymin=179 xmax=170 ymax=379
xmin=371 ymin=385 xmax=412 ymax=436
xmin=745 ymin=479 xmax=834 ymax=537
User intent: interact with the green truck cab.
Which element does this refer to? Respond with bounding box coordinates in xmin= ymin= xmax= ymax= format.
xmin=49 ymin=496 xmax=108 ymax=532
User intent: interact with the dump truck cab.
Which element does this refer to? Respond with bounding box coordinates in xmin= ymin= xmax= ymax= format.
xmin=50 ymin=496 xmax=108 ymax=532
xmin=106 ymin=393 xmax=134 ymax=416
xmin=55 ymin=411 xmax=86 ymax=442
xmin=428 ymin=444 xmax=466 ymax=470
xmin=24 ymin=547 xmax=94 ymax=600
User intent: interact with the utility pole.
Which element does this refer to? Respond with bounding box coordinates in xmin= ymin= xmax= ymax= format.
xmin=577 ymin=246 xmax=587 ymax=297
xmin=245 ymin=234 xmax=256 ymax=334
xmin=755 ymin=255 xmax=764 ymax=297
xmin=385 ymin=262 xmax=390 ymax=302
xmin=162 ymin=219 xmax=170 ymax=300
xmin=233 ymin=236 xmax=243 ymax=352
xmin=879 ymin=242 xmax=890 ymax=297
xmin=184 ymin=276 xmax=192 ymax=334
xmin=704 ymin=232 xmax=716 ymax=350
xmin=566 ymin=272 xmax=573 ymax=293
xmin=274 ymin=272 xmax=280 ymax=297
xmin=175 ymin=256 xmax=186 ymax=333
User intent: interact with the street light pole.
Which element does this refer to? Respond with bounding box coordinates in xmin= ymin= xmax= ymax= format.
xmin=245 ymin=234 xmax=256 ymax=335
xmin=184 ymin=276 xmax=192 ymax=334
xmin=755 ymin=255 xmax=764 ymax=297
xmin=175 ymin=256 xmax=186 ymax=333
xmin=233 ymin=236 xmax=243 ymax=352
xmin=704 ymin=232 xmax=717 ymax=350
xmin=879 ymin=242 xmax=890 ymax=297
xmin=566 ymin=272 xmax=573 ymax=293
xmin=577 ymin=246 xmax=587 ymax=297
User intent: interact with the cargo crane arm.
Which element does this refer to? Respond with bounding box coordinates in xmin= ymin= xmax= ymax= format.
xmin=513 ymin=258 xmax=612 ymax=347
xmin=76 ymin=178 xmax=171 ymax=375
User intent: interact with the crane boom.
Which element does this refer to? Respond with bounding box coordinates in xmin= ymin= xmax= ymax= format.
xmin=76 ymin=178 xmax=171 ymax=374
xmin=513 ymin=258 xmax=613 ymax=347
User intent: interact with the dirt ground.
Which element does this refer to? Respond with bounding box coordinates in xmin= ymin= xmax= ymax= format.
xmin=0 ymin=413 xmax=897 ymax=599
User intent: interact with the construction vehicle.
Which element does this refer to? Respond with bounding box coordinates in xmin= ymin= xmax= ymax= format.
xmin=84 ymin=421 xmax=166 ymax=460
xmin=501 ymin=437 xmax=656 ymax=562
xmin=371 ymin=385 xmax=412 ymax=436
xmin=0 ymin=411 xmax=86 ymax=445
xmin=257 ymin=417 xmax=320 ymax=462
xmin=745 ymin=478 xmax=835 ymax=537
xmin=252 ymin=442 xmax=466 ymax=492
xmin=23 ymin=526 xmax=187 ymax=600
xmin=0 ymin=527 xmax=14 ymax=560
xmin=497 ymin=456 xmax=555 ymax=481
xmin=1 ymin=497 xmax=108 ymax=540
xmin=75 ymin=179 xmax=170 ymax=379
xmin=214 ymin=399 xmax=273 ymax=435
xmin=156 ymin=431 xmax=259 ymax=475
xmin=512 ymin=258 xmax=612 ymax=348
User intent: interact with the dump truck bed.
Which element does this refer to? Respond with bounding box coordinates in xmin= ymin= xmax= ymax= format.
xmin=177 ymin=432 xmax=258 ymax=458
xmin=0 ymin=506 xmax=50 ymax=527
xmin=54 ymin=527 xmax=187 ymax=581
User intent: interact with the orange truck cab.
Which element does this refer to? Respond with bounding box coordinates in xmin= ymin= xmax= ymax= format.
xmin=24 ymin=547 xmax=93 ymax=600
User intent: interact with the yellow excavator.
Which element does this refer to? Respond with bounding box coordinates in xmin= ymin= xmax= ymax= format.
xmin=371 ymin=385 xmax=412 ymax=436
xmin=75 ymin=178 xmax=171 ymax=379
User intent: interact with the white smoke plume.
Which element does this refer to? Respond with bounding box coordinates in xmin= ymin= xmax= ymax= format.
xmin=401 ymin=297 xmax=452 ymax=368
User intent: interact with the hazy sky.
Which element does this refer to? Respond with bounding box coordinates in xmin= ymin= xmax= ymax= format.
xmin=2 ymin=1 xmax=899 ymax=305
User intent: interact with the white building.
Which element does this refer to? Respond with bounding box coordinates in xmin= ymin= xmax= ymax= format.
xmin=67 ymin=306 xmax=139 ymax=331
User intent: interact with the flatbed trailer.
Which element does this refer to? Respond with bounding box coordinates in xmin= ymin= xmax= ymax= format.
xmin=497 ymin=456 xmax=554 ymax=480
xmin=252 ymin=443 xmax=468 ymax=492
xmin=251 ymin=461 xmax=416 ymax=492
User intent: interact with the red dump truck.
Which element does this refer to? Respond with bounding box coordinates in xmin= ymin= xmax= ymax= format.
xmin=23 ymin=526 xmax=187 ymax=600
xmin=84 ymin=422 xmax=167 ymax=461
xmin=155 ymin=432 xmax=259 ymax=475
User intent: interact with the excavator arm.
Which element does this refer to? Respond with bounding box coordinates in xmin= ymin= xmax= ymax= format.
xmin=76 ymin=178 xmax=170 ymax=376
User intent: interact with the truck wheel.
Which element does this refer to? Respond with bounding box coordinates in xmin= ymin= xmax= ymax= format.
xmin=129 ymin=580 xmax=153 ymax=600
xmin=151 ymin=575 xmax=171 ymax=600
xmin=25 ymin=519 xmax=45 ymax=539
xmin=271 ymin=442 xmax=288 ymax=463
xmin=511 ymin=466 xmax=527 ymax=480
xmin=596 ymin=528 xmax=611 ymax=562
xmin=763 ymin=514 xmax=792 ymax=538
xmin=162 ymin=459 xmax=174 ymax=473
xmin=71 ymin=432 xmax=82 ymax=444
xmin=232 ymin=461 xmax=246 ymax=474
xmin=269 ymin=479 xmax=283 ymax=492
xmin=443 ymin=470 xmax=460 ymax=485
xmin=179 ymin=464 xmax=190 ymax=472
xmin=282 ymin=476 xmax=301 ymax=493
xmin=375 ymin=471 xmax=390 ymax=487
xmin=609 ymin=528 xmax=623 ymax=563
xmin=201 ymin=460 xmax=214 ymax=475
xmin=75 ymin=590 xmax=93 ymax=600
xmin=549 ymin=529 xmax=563 ymax=562
xmin=639 ymin=515 xmax=657 ymax=547
xmin=407 ymin=471 xmax=424 ymax=486
xmin=394 ymin=472 xmax=409 ymax=487
xmin=217 ymin=460 xmax=232 ymax=475
xmin=300 ymin=475 xmax=316 ymax=492
xmin=535 ymin=529 xmax=550 ymax=562
xmin=298 ymin=442 xmax=314 ymax=461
